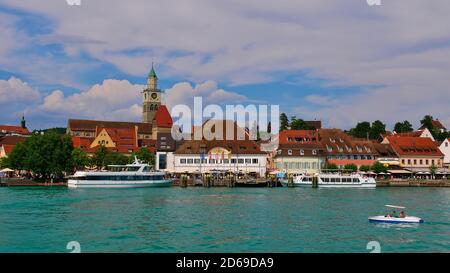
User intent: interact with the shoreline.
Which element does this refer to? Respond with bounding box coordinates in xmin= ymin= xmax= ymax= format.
xmin=2 ymin=179 xmax=450 ymax=188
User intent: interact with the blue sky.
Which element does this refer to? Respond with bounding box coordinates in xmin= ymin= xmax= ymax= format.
xmin=0 ymin=0 xmax=449 ymax=130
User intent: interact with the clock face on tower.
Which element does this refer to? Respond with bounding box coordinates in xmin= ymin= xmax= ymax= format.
xmin=151 ymin=93 xmax=158 ymax=100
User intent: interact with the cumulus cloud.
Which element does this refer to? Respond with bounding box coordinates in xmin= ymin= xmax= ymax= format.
xmin=40 ymin=79 xmax=144 ymax=121
xmin=0 ymin=77 xmax=41 ymax=104
xmin=164 ymin=80 xmax=247 ymax=110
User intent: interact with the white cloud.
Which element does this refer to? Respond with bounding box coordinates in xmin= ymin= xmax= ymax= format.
xmin=0 ymin=77 xmax=41 ymax=104
xmin=40 ymin=79 xmax=144 ymax=121
xmin=164 ymin=80 xmax=247 ymax=110
xmin=35 ymin=78 xmax=245 ymax=123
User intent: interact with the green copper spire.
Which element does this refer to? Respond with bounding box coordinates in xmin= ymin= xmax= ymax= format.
xmin=148 ymin=63 xmax=158 ymax=79
xmin=21 ymin=114 xmax=26 ymax=129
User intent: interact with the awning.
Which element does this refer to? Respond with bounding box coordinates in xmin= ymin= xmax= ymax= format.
xmin=378 ymin=161 xmax=400 ymax=165
xmin=0 ymin=168 xmax=14 ymax=172
xmin=388 ymin=170 xmax=412 ymax=174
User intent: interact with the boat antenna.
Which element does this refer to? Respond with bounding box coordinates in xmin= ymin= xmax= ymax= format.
xmin=134 ymin=156 xmax=140 ymax=164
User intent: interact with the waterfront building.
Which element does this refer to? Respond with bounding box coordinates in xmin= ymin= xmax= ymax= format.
xmin=383 ymin=135 xmax=444 ymax=172
xmin=317 ymin=129 xmax=379 ymax=169
xmin=158 ymin=120 xmax=267 ymax=177
xmin=0 ymin=135 xmax=27 ymax=158
xmin=438 ymin=138 xmax=450 ymax=168
xmin=273 ymin=130 xmax=325 ymax=174
xmin=0 ymin=116 xmax=30 ymax=137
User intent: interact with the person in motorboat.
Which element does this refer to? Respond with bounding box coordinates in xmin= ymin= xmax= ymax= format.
xmin=392 ymin=211 xmax=397 ymax=218
xmin=385 ymin=213 xmax=392 ymax=218
xmin=399 ymin=211 xmax=406 ymax=218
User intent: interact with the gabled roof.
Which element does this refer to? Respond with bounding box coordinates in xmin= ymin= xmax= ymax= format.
xmin=96 ymin=127 xmax=137 ymax=149
xmin=386 ymin=136 xmax=444 ymax=157
xmin=154 ymin=105 xmax=173 ymax=128
xmin=0 ymin=125 xmax=30 ymax=135
xmin=317 ymin=129 xmax=378 ymax=155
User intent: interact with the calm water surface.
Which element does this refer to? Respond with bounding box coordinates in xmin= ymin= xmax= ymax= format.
xmin=0 ymin=187 xmax=449 ymax=253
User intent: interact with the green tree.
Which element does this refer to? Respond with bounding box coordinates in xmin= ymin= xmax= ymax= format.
xmin=290 ymin=116 xmax=313 ymax=130
xmin=92 ymin=146 xmax=109 ymax=169
xmin=420 ymin=115 xmax=434 ymax=131
xmin=369 ymin=120 xmax=386 ymax=140
xmin=5 ymin=132 xmax=74 ymax=180
xmin=71 ymin=148 xmax=90 ymax=171
xmin=359 ymin=165 xmax=371 ymax=172
xmin=104 ymin=152 xmax=129 ymax=166
xmin=132 ymin=148 xmax=155 ymax=166
xmin=394 ymin=120 xmax=413 ymax=133
xmin=348 ymin=121 xmax=371 ymax=139
xmin=324 ymin=163 xmax=339 ymax=171
xmin=371 ymin=162 xmax=388 ymax=174
xmin=429 ymin=163 xmax=437 ymax=176
xmin=344 ymin=164 xmax=358 ymax=172
xmin=280 ymin=113 xmax=289 ymax=131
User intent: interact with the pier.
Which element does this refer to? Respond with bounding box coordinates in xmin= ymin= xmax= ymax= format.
xmin=0 ymin=178 xmax=67 ymax=187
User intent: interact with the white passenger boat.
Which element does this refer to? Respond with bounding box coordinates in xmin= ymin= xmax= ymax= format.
xmin=68 ymin=158 xmax=173 ymax=188
xmin=280 ymin=173 xmax=376 ymax=188
xmin=369 ymin=205 xmax=424 ymax=223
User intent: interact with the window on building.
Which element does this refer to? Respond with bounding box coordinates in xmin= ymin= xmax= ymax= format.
xmin=223 ymin=159 xmax=229 ymax=164
xmin=231 ymin=159 xmax=237 ymax=164
xmin=288 ymin=149 xmax=293 ymax=155
xmin=300 ymin=150 xmax=305 ymax=155
xmin=446 ymin=142 xmax=449 ymax=147
xmin=414 ymin=159 xmax=417 ymax=165
xmin=209 ymin=159 xmax=216 ymax=164
xmin=180 ymin=159 xmax=186 ymax=164
xmin=426 ymin=160 xmax=429 ymax=165
xmin=187 ymin=159 xmax=193 ymax=164
xmin=432 ymin=160 xmax=435 ymax=165
xmin=407 ymin=159 xmax=411 ymax=165
xmin=252 ymin=159 xmax=258 ymax=164
xmin=194 ymin=159 xmax=200 ymax=164
xmin=420 ymin=160 xmax=423 ymax=165
xmin=245 ymin=159 xmax=251 ymax=164
xmin=238 ymin=159 xmax=244 ymax=164
xmin=312 ymin=149 xmax=317 ymax=155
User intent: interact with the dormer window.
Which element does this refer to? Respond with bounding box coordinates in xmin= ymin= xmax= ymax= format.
xmin=329 ymin=137 xmax=336 ymax=143
xmin=339 ymin=138 xmax=344 ymax=143
xmin=326 ymin=145 xmax=333 ymax=152
xmin=277 ymin=150 xmax=282 ymax=155
xmin=300 ymin=150 xmax=305 ymax=155
xmin=288 ymin=149 xmax=293 ymax=155
xmin=312 ymin=149 xmax=317 ymax=155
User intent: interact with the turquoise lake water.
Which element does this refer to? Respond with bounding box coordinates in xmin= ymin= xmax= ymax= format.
xmin=0 ymin=187 xmax=449 ymax=253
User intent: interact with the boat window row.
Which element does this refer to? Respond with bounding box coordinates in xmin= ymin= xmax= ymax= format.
xmin=77 ymin=175 xmax=164 ymax=181
xmin=321 ymin=178 xmax=360 ymax=183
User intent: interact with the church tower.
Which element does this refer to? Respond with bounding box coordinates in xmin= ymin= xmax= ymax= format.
xmin=142 ymin=64 xmax=162 ymax=124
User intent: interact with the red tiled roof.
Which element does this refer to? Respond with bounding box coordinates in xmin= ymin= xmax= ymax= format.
xmin=154 ymin=105 xmax=173 ymax=128
xmin=0 ymin=125 xmax=30 ymax=135
xmin=0 ymin=136 xmax=27 ymax=156
xmin=0 ymin=136 xmax=28 ymax=145
xmin=96 ymin=127 xmax=138 ymax=149
xmin=68 ymin=119 xmax=152 ymax=134
xmin=386 ymin=136 xmax=444 ymax=157
xmin=432 ymin=120 xmax=445 ymax=129
xmin=72 ymin=137 xmax=94 ymax=148
xmin=278 ymin=130 xmax=318 ymax=145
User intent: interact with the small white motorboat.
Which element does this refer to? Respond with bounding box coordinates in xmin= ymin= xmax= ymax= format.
xmin=369 ymin=205 xmax=424 ymax=224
